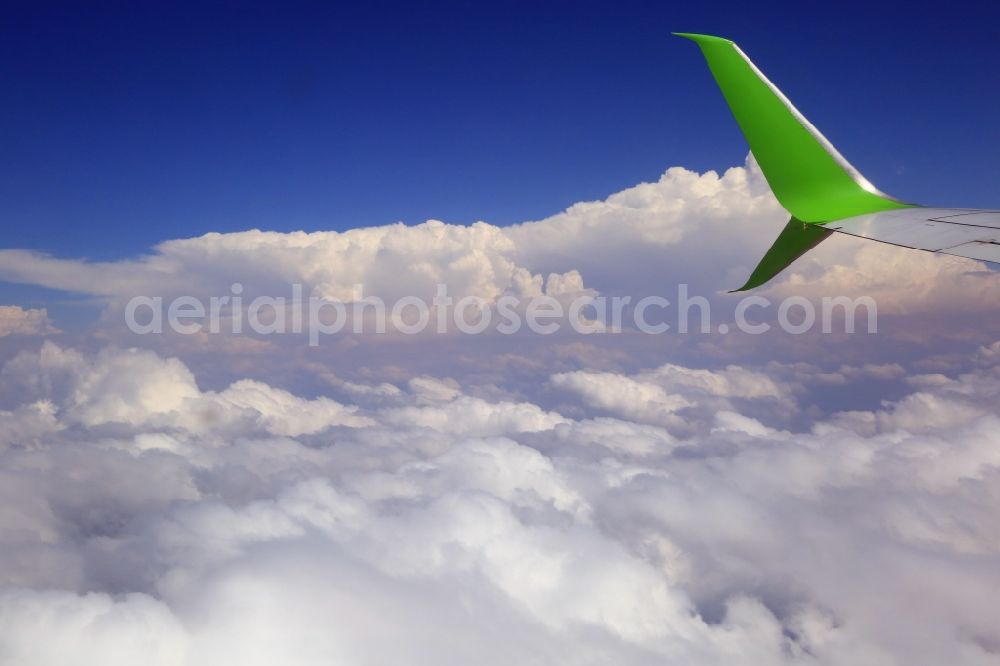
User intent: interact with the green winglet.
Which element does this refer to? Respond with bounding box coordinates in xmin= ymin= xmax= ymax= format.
xmin=730 ymin=216 xmax=833 ymax=292
xmin=675 ymin=33 xmax=913 ymax=223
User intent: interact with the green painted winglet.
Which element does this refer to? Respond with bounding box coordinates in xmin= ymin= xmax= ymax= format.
xmin=730 ymin=217 xmax=833 ymax=292
xmin=675 ymin=32 xmax=913 ymax=223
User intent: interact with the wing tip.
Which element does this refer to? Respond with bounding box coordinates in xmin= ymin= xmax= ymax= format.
xmin=672 ymin=33 xmax=735 ymax=47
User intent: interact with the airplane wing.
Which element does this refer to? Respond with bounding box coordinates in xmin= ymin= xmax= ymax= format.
xmin=676 ymin=33 xmax=999 ymax=290
xmin=828 ymin=208 xmax=1000 ymax=264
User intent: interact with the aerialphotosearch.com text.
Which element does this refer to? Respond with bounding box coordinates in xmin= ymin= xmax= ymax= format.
xmin=124 ymin=283 xmax=878 ymax=346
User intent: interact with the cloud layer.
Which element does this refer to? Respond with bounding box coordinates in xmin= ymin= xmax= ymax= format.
xmin=0 ymin=340 xmax=998 ymax=664
xmin=1 ymin=157 xmax=998 ymax=664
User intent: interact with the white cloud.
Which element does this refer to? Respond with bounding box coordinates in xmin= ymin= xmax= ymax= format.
xmin=0 ymin=159 xmax=783 ymax=310
xmin=552 ymin=363 xmax=793 ymax=434
xmin=0 ymin=341 xmax=996 ymax=664
xmin=380 ymin=396 xmax=566 ymax=437
xmin=551 ymin=370 xmax=693 ymax=427
xmin=0 ymin=590 xmax=188 ymax=666
xmin=0 ymin=305 xmax=57 ymax=337
xmin=2 ymin=157 xmax=996 ymax=372
xmin=2 ymin=342 xmax=368 ymax=435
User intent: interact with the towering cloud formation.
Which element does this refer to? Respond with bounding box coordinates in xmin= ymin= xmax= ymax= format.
xmin=0 ymin=164 xmax=769 ymax=299
xmin=1 ymin=158 xmax=993 ymax=312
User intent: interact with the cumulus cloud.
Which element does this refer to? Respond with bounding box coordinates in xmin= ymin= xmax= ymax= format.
xmin=1 ymin=342 xmax=369 ymax=437
xmin=0 ymin=341 xmax=997 ymax=664
xmin=552 ymin=363 xmax=793 ymax=435
xmin=0 ymin=222 xmax=581 ymax=305
xmin=0 ymin=160 xmax=783 ymax=308
xmin=1 ymin=157 xmax=995 ymax=325
xmin=1 ymin=156 xmax=996 ymax=377
xmin=0 ymin=305 xmax=57 ymax=337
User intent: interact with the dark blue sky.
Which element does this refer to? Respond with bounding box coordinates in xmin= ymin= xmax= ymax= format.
xmin=3 ymin=0 xmax=999 ymax=261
